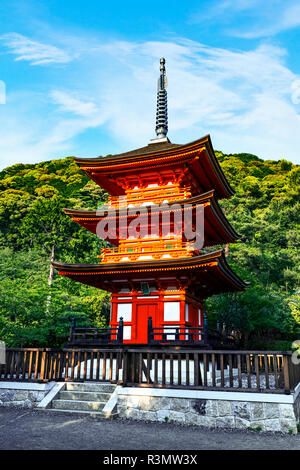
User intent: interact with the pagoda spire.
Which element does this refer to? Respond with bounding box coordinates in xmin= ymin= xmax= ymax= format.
xmin=155 ymin=57 xmax=168 ymax=140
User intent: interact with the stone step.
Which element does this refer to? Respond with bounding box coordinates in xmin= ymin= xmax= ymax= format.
xmin=42 ymin=408 xmax=117 ymax=419
xmin=52 ymin=399 xmax=106 ymax=412
xmin=65 ymin=382 xmax=116 ymax=393
xmin=59 ymin=390 xmax=112 ymax=401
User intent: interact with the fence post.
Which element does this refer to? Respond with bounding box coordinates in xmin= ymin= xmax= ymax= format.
xmin=117 ymin=317 xmax=124 ymax=344
xmin=122 ymin=349 xmax=128 ymax=385
xmin=203 ymin=315 xmax=209 ymax=345
xmin=40 ymin=350 xmax=47 ymax=382
xmin=148 ymin=316 xmax=153 ymax=345
xmin=282 ymin=354 xmax=291 ymax=394
xmin=69 ymin=317 xmax=76 ymax=343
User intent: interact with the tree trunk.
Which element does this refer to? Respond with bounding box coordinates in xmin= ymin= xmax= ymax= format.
xmin=48 ymin=244 xmax=55 ymax=287
xmin=225 ymin=243 xmax=230 ymax=257
xmin=46 ymin=245 xmax=55 ymax=314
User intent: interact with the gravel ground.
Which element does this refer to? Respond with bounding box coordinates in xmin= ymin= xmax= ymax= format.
xmin=0 ymin=408 xmax=299 ymax=451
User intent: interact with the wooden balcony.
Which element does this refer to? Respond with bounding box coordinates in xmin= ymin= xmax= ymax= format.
xmin=109 ymin=186 xmax=191 ymax=208
xmin=99 ymin=240 xmax=196 ymax=263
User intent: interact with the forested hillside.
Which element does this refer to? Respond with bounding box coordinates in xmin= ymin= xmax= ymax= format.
xmin=0 ymin=152 xmax=299 ymax=349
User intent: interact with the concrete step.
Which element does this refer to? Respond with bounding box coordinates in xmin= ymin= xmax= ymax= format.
xmin=42 ymin=408 xmax=117 ymax=419
xmin=65 ymin=382 xmax=116 ymax=393
xmin=52 ymin=399 xmax=106 ymax=412
xmin=59 ymin=390 xmax=112 ymax=401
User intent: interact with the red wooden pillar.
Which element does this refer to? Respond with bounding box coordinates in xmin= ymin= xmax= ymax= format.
xmin=131 ymin=293 xmax=137 ymax=340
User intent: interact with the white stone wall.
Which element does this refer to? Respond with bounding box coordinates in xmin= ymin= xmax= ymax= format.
xmin=293 ymin=388 xmax=300 ymax=424
xmin=0 ymin=383 xmax=53 ymax=408
xmin=117 ymin=393 xmax=298 ymax=434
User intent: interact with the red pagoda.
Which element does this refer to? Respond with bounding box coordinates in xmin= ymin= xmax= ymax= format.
xmin=53 ymin=58 xmax=247 ymax=345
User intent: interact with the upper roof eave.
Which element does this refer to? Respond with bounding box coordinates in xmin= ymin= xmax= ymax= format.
xmin=73 ymin=134 xmax=235 ymax=198
xmin=74 ymin=134 xmax=210 ymax=165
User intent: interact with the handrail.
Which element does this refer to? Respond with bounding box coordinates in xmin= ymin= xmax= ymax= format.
xmin=109 ymin=188 xmax=191 ymax=208
xmin=100 ymin=241 xmax=196 ymax=262
xmin=68 ymin=317 xmax=124 ymax=345
xmin=1 ymin=347 xmax=298 ymax=394
xmin=101 ymin=241 xmax=195 ymax=254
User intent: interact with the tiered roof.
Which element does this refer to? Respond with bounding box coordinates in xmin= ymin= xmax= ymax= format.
xmin=63 ymin=189 xmax=241 ymax=247
xmin=53 ymin=250 xmax=248 ymax=297
xmin=74 ymin=135 xmax=234 ymax=199
xmin=53 ymin=58 xmax=247 ymax=297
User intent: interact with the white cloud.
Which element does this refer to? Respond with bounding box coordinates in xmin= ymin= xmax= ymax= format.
xmin=234 ymin=3 xmax=300 ymax=38
xmin=50 ymin=91 xmax=98 ymax=117
xmin=0 ymin=33 xmax=73 ymax=65
xmin=190 ymin=1 xmax=300 ymax=38
xmin=1 ymin=36 xmax=300 ymax=169
xmin=0 ymin=81 xmax=5 ymax=104
xmin=291 ymin=80 xmax=300 ymax=105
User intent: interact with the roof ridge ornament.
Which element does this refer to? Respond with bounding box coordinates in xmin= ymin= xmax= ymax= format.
xmin=150 ymin=57 xmax=170 ymax=144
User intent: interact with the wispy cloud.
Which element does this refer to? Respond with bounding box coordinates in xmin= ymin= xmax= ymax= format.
xmin=190 ymin=0 xmax=300 ymax=38
xmin=189 ymin=0 xmax=260 ymax=23
xmin=235 ymin=3 xmax=300 ymax=38
xmin=50 ymin=91 xmax=99 ymax=117
xmin=0 ymin=33 xmax=73 ymax=65
xmin=1 ymin=35 xmax=300 ymax=168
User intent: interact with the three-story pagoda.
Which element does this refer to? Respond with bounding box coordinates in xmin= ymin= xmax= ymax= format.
xmin=53 ymin=58 xmax=248 ymax=344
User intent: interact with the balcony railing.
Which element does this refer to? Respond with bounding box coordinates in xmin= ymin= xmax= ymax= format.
xmin=99 ymin=241 xmax=195 ymax=262
xmin=109 ymin=188 xmax=191 ymax=208
xmin=67 ymin=318 xmax=124 ymax=347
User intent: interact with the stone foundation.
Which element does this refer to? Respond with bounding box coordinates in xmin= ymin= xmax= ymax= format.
xmin=1 ymin=380 xmax=299 ymax=434
xmin=0 ymin=382 xmax=54 ymax=408
xmin=117 ymin=386 xmax=300 ymax=434
xmin=294 ymin=386 xmax=300 ymax=423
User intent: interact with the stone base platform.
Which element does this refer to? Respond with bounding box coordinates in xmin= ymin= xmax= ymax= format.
xmin=117 ymin=385 xmax=300 ymax=434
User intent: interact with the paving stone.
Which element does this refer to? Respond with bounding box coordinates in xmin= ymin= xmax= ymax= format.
xmin=235 ymin=417 xmax=251 ymax=429
xmin=279 ymin=418 xmax=297 ymax=434
xmin=191 ymin=399 xmax=206 ymax=415
xmin=185 ymin=412 xmax=199 ymax=425
xmin=117 ymin=406 xmax=127 ymax=417
xmin=279 ymin=404 xmax=295 ymax=419
xmin=231 ymin=401 xmax=251 ymax=420
xmin=14 ymin=391 xmax=29 ymax=401
xmin=216 ymin=416 xmax=235 ymax=428
xmin=139 ymin=411 xmax=157 ymax=422
xmin=168 ymin=398 xmax=190 ymax=411
xmin=251 ymin=402 xmax=264 ymax=420
xmin=123 ymin=408 xmax=140 ymax=420
xmin=218 ymin=401 xmax=231 ymax=416
xmin=205 ymin=400 xmax=218 ymax=417
xmin=249 ymin=420 xmax=266 ymax=431
xmin=264 ymin=403 xmax=280 ymax=419
xmin=0 ymin=390 xmax=15 ymax=402
xmin=264 ymin=419 xmax=282 ymax=432
xmin=169 ymin=410 xmax=185 ymax=423
xmin=156 ymin=409 xmax=170 ymax=422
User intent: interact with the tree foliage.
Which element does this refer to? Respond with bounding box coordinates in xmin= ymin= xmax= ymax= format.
xmin=0 ymin=151 xmax=299 ymax=349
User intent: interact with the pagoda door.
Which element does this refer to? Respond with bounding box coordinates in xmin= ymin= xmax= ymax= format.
xmin=135 ymin=303 xmax=157 ymax=343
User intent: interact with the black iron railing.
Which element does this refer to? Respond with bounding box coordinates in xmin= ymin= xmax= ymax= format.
xmin=68 ymin=317 xmax=124 ymax=346
xmin=147 ymin=316 xmax=235 ymax=347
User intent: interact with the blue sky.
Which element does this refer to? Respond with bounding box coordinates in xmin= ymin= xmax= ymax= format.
xmin=1 ymin=0 xmax=300 ymax=169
